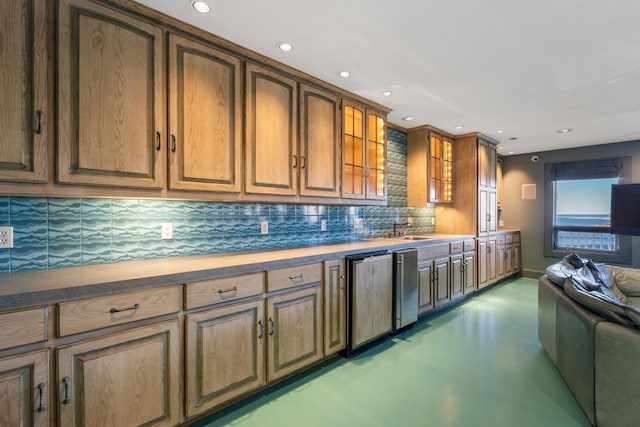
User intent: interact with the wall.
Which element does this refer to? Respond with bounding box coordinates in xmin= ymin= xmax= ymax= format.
xmin=0 ymin=128 xmax=434 ymax=274
xmin=501 ymin=140 xmax=640 ymax=276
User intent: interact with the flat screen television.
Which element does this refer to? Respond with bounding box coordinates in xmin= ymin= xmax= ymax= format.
xmin=610 ymin=183 xmax=640 ymax=236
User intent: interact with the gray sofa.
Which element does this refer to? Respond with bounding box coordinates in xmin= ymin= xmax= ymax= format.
xmin=538 ymin=264 xmax=640 ymax=427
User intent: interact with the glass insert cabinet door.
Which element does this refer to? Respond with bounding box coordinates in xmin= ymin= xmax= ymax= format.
xmin=429 ymin=134 xmax=453 ymax=204
xmin=342 ymin=101 xmax=386 ymax=200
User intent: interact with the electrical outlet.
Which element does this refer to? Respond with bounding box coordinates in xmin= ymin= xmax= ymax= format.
xmin=431 ymin=217 xmax=435 ymax=226
xmin=260 ymin=221 xmax=269 ymax=235
xmin=161 ymin=223 xmax=173 ymax=240
xmin=353 ymin=218 xmax=363 ymax=229
xmin=320 ymin=219 xmax=327 ymax=231
xmin=0 ymin=226 xmax=14 ymax=249
xmin=407 ymin=217 xmax=414 ymax=227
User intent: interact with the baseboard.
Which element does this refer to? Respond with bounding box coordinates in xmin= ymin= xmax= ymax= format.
xmin=522 ymin=269 xmax=544 ymax=279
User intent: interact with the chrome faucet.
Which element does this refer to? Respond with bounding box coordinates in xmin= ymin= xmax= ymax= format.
xmin=391 ymin=220 xmax=411 ymax=238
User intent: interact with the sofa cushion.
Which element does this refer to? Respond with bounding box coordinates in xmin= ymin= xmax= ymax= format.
xmin=609 ymin=265 xmax=640 ymax=297
xmin=564 ymin=277 xmax=637 ymax=328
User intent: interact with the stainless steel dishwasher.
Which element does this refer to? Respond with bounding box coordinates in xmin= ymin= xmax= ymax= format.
xmin=392 ymin=248 xmax=418 ymax=333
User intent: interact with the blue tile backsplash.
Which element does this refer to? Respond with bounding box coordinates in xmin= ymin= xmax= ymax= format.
xmin=0 ymin=129 xmax=435 ymax=274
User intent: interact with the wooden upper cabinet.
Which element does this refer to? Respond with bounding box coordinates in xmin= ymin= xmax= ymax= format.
xmin=245 ymin=63 xmax=297 ymax=196
xmin=168 ymin=34 xmax=242 ymax=193
xmin=299 ymin=84 xmax=341 ymax=198
xmin=0 ymin=0 xmax=47 ymax=183
xmin=57 ymin=0 xmax=164 ymax=189
xmin=407 ymin=127 xmax=453 ymax=206
xmin=342 ymin=101 xmax=387 ymax=200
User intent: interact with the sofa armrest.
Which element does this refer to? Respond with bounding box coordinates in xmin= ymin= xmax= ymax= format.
xmin=538 ymin=276 xmax=563 ymax=364
xmin=609 ymin=265 xmax=640 ymax=296
xmin=594 ymin=322 xmax=640 ymax=427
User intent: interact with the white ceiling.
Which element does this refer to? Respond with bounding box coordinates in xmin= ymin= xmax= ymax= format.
xmin=137 ymin=0 xmax=640 ymax=155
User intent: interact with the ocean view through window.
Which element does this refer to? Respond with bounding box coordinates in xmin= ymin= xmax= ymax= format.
xmin=544 ymin=157 xmax=631 ymax=263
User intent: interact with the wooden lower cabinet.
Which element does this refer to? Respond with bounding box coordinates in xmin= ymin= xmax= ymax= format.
xmin=433 ymin=257 xmax=450 ymax=307
xmin=266 ymin=285 xmax=323 ymax=381
xmin=324 ymin=259 xmax=346 ymax=355
xmin=450 ymin=253 xmax=464 ymax=301
xmin=418 ymin=261 xmax=435 ymax=315
xmin=57 ymin=320 xmax=180 ymax=427
xmin=0 ymin=350 xmax=49 ymax=427
xmin=185 ymin=299 xmax=265 ymax=418
xmin=463 ymin=250 xmax=476 ymax=294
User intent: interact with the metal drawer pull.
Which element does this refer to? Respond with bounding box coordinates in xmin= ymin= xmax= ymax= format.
xmin=109 ymin=303 xmax=140 ymax=314
xmin=62 ymin=377 xmax=71 ymax=405
xmin=156 ymin=132 xmax=161 ymax=151
xmin=171 ymin=134 xmax=176 ymax=152
xmin=268 ymin=318 xmax=274 ymax=336
xmin=35 ymin=110 xmax=43 ymax=135
xmin=289 ymin=273 xmax=304 ymax=281
xmin=258 ymin=320 xmax=264 ymax=339
xmin=37 ymin=383 xmax=45 ymax=412
xmin=218 ymin=286 xmax=237 ymax=294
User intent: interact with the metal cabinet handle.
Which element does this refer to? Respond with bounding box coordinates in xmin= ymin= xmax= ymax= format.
xmin=301 ymin=155 xmax=306 ymax=169
xmin=258 ymin=320 xmax=264 ymax=339
xmin=292 ymin=154 xmax=298 ymax=169
xmin=37 ymin=383 xmax=45 ymax=412
xmin=268 ymin=318 xmax=274 ymax=336
xmin=487 ymin=214 xmax=491 ymax=222
xmin=289 ymin=273 xmax=304 ymax=281
xmin=218 ymin=286 xmax=237 ymax=294
xmin=156 ymin=132 xmax=161 ymax=151
xmin=62 ymin=377 xmax=71 ymax=405
xmin=171 ymin=134 xmax=176 ymax=153
xmin=109 ymin=303 xmax=140 ymax=314
xmin=35 ymin=110 xmax=43 ymax=135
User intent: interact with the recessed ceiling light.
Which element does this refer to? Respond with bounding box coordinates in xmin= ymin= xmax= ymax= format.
xmin=455 ymin=125 xmax=464 ymax=130
xmin=508 ymin=151 xmax=515 ymax=154
xmin=497 ymin=130 xmax=504 ymax=134
xmin=191 ymin=0 xmax=211 ymax=14
xmin=278 ymin=42 xmax=293 ymax=52
xmin=381 ymin=91 xmax=392 ymax=97
xmin=402 ymin=116 xmax=415 ymax=122
xmin=498 ymin=146 xmax=504 ymax=149
xmin=557 ymin=128 xmax=573 ymax=133
xmin=338 ymin=70 xmax=351 ymax=78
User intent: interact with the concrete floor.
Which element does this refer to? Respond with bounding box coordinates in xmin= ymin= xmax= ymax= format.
xmin=195 ymin=278 xmax=591 ymax=427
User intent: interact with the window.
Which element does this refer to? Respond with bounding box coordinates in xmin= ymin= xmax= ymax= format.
xmin=544 ymin=157 xmax=631 ymax=264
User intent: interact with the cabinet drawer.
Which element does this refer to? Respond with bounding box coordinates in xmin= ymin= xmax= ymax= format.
xmin=513 ymin=233 xmax=520 ymax=243
xmin=463 ymin=240 xmax=475 ymax=252
xmin=0 ymin=308 xmax=47 ymax=350
xmin=417 ymin=243 xmax=449 ymax=261
xmin=506 ymin=234 xmax=513 ymax=244
xmin=497 ymin=234 xmax=506 ymax=244
xmin=449 ymin=241 xmax=463 ymax=254
xmin=185 ymin=272 xmax=264 ymax=309
xmin=267 ymin=263 xmax=321 ymax=292
xmin=58 ymin=286 xmax=179 ymax=336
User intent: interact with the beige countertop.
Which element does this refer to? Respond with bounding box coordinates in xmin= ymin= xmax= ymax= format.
xmin=0 ymin=234 xmax=475 ymax=310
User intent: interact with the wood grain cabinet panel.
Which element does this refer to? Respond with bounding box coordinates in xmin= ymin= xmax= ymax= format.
xmin=185 ymin=272 xmax=264 ymax=310
xmin=324 ymin=259 xmax=346 ymax=355
xmin=57 ymin=286 xmax=179 ymax=336
xmin=299 ymin=84 xmax=341 ymax=197
xmin=185 ymin=300 xmax=265 ymax=418
xmin=245 ymin=63 xmax=298 ymax=196
xmin=57 ymin=321 xmax=180 ymax=427
xmin=0 ymin=307 xmax=46 ymax=350
xmin=57 ymin=0 xmax=164 ymax=189
xmin=168 ymin=33 xmax=242 ymax=192
xmin=266 ymin=286 xmax=323 ymax=381
xmin=0 ymin=0 xmax=47 ymax=183
xmin=0 ymin=350 xmax=49 ymax=427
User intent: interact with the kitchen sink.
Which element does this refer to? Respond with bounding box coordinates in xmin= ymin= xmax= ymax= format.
xmin=400 ymin=236 xmax=432 ymax=241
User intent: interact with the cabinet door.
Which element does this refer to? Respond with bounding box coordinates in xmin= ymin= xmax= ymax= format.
xmin=299 ymin=85 xmax=341 ymax=197
xmin=342 ymin=102 xmax=366 ymax=199
xmin=0 ymin=0 xmax=47 ymax=183
xmin=497 ymin=244 xmax=506 ymax=279
xmin=433 ymin=257 xmax=450 ymax=307
xmin=450 ymin=254 xmax=464 ymax=300
xmin=487 ymin=237 xmax=498 ymax=284
xmin=0 ymin=350 xmax=49 ymax=427
xmin=185 ymin=299 xmax=264 ymax=418
xmin=324 ymin=259 xmax=346 ymax=355
xmin=245 ymin=63 xmax=297 ymax=196
xmin=366 ymin=111 xmax=387 ymax=200
xmin=463 ymin=251 xmax=476 ymax=294
xmin=57 ymin=321 xmax=180 ymax=427
xmin=58 ymin=0 xmax=164 ymax=189
xmin=168 ymin=34 xmax=242 ymax=193
xmin=352 ymin=254 xmax=392 ymax=347
xmin=511 ymin=244 xmax=520 ymax=275
xmin=505 ymin=244 xmax=513 ymax=276
xmin=267 ymin=286 xmax=322 ymax=381
xmin=418 ymin=261 xmax=434 ymax=315
xmin=477 ymin=239 xmax=488 ymax=289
